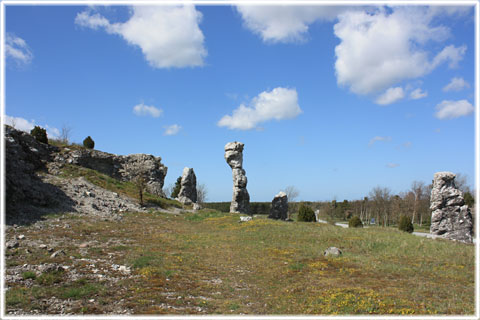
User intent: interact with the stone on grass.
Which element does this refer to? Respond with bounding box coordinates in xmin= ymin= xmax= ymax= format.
xmin=323 ymin=247 xmax=342 ymax=257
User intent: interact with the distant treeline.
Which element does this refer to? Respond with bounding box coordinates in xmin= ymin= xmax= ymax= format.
xmin=203 ymin=202 xmax=272 ymax=215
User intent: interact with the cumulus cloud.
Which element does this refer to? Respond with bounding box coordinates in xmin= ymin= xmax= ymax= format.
xmin=218 ymin=87 xmax=302 ymax=130
xmin=443 ymin=77 xmax=470 ymax=92
xmin=5 ymin=33 xmax=33 ymax=66
xmin=369 ymin=136 xmax=391 ymax=147
xmin=334 ymin=7 xmax=466 ymax=96
xmin=386 ymin=163 xmax=400 ymax=168
xmin=434 ymin=100 xmax=474 ymax=119
xmin=164 ymin=124 xmax=181 ymax=136
xmin=75 ymin=6 xmax=207 ymax=68
xmin=236 ymin=5 xmax=349 ymax=43
xmin=133 ymin=103 xmax=162 ymax=118
xmin=375 ymin=87 xmax=405 ymax=105
xmin=410 ymin=88 xmax=428 ymax=100
xmin=4 ymin=115 xmax=60 ymax=138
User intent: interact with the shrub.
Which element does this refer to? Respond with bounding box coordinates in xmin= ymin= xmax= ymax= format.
xmin=297 ymin=203 xmax=316 ymax=222
xmin=22 ymin=271 xmax=36 ymax=280
xmin=398 ymin=215 xmax=414 ymax=233
xmin=171 ymin=176 xmax=182 ymax=199
xmin=30 ymin=126 xmax=48 ymax=144
xmin=83 ymin=136 xmax=95 ymax=149
xmin=348 ymin=216 xmax=363 ymax=228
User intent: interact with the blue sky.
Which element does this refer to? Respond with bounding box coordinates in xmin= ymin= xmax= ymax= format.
xmin=3 ymin=2 xmax=476 ymax=202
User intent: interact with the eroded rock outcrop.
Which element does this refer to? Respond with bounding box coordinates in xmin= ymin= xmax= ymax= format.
xmin=53 ymin=147 xmax=167 ymax=197
xmin=177 ymin=167 xmax=197 ymax=204
xmin=430 ymin=171 xmax=473 ymax=243
xmin=224 ymin=142 xmax=250 ymax=214
xmin=269 ymin=191 xmax=288 ymax=220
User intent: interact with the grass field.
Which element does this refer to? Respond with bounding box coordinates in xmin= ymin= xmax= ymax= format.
xmin=5 ymin=208 xmax=475 ymax=315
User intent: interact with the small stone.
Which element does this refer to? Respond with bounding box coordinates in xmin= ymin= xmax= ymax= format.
xmin=324 ymin=247 xmax=342 ymax=257
xmin=47 ymin=248 xmax=54 ymax=253
xmin=239 ymin=216 xmax=252 ymax=222
xmin=39 ymin=244 xmax=47 ymax=249
xmin=17 ymin=234 xmax=25 ymax=240
xmin=6 ymin=240 xmax=19 ymax=249
xmin=89 ymin=299 xmax=95 ymax=303
xmin=50 ymin=250 xmax=66 ymax=258
xmin=78 ymin=243 xmax=89 ymax=248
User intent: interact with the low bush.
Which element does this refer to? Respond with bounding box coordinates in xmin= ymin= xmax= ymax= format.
xmin=30 ymin=126 xmax=48 ymax=144
xmin=348 ymin=216 xmax=363 ymax=228
xmin=83 ymin=136 xmax=95 ymax=149
xmin=398 ymin=215 xmax=414 ymax=233
xmin=297 ymin=203 xmax=316 ymax=222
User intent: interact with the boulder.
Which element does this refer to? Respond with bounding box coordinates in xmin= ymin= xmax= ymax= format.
xmin=225 ymin=142 xmax=250 ymax=214
xmin=269 ymin=191 xmax=288 ymax=220
xmin=430 ymin=172 xmax=473 ymax=243
xmin=177 ymin=167 xmax=197 ymax=204
xmin=324 ymin=247 xmax=342 ymax=257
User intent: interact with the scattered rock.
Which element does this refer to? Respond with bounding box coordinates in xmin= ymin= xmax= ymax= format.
xmin=50 ymin=250 xmax=66 ymax=258
xmin=78 ymin=243 xmax=89 ymax=248
xmin=224 ymin=142 xmax=250 ymax=214
xmin=430 ymin=172 xmax=473 ymax=243
xmin=324 ymin=247 xmax=342 ymax=257
xmin=268 ymin=191 xmax=288 ymax=220
xmin=17 ymin=234 xmax=25 ymax=240
xmin=39 ymin=244 xmax=47 ymax=249
xmin=177 ymin=167 xmax=197 ymax=205
xmin=6 ymin=240 xmax=19 ymax=249
xmin=239 ymin=216 xmax=252 ymax=222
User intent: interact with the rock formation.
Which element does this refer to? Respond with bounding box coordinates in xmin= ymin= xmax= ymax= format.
xmin=176 ymin=167 xmax=197 ymax=204
xmin=224 ymin=142 xmax=250 ymax=214
xmin=430 ymin=171 xmax=473 ymax=243
xmin=269 ymin=191 xmax=288 ymax=220
xmin=53 ymin=145 xmax=167 ymax=197
xmin=5 ymin=125 xmax=167 ymax=223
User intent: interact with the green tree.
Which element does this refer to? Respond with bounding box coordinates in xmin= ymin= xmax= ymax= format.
xmin=297 ymin=203 xmax=316 ymax=222
xmin=348 ymin=216 xmax=363 ymax=228
xmin=171 ymin=176 xmax=182 ymax=199
xmin=83 ymin=136 xmax=95 ymax=149
xmin=30 ymin=126 xmax=48 ymax=144
xmin=464 ymin=192 xmax=475 ymax=208
xmin=398 ymin=215 xmax=414 ymax=233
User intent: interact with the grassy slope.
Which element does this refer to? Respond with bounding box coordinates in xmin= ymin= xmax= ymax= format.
xmin=6 ymin=210 xmax=474 ymax=315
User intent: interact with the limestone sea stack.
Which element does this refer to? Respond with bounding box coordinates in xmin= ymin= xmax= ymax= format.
xmin=177 ymin=167 xmax=197 ymax=205
xmin=269 ymin=191 xmax=288 ymax=220
xmin=224 ymin=142 xmax=250 ymax=214
xmin=430 ymin=171 xmax=473 ymax=243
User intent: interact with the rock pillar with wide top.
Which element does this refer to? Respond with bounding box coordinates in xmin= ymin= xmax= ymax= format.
xmin=224 ymin=142 xmax=250 ymax=214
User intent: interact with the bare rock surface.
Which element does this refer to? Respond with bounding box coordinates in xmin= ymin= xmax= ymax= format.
xmin=430 ymin=171 xmax=473 ymax=243
xmin=177 ymin=167 xmax=197 ymax=204
xmin=224 ymin=142 xmax=250 ymax=214
xmin=268 ymin=191 xmax=288 ymax=220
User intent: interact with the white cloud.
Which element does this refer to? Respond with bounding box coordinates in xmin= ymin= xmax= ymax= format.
xmin=375 ymin=87 xmax=405 ymax=105
xmin=163 ymin=124 xmax=182 ymax=136
xmin=75 ymin=6 xmax=207 ymax=68
xmin=5 ymin=33 xmax=33 ymax=66
xmin=4 ymin=115 xmax=60 ymax=138
xmin=386 ymin=163 xmax=400 ymax=168
xmin=443 ymin=77 xmax=470 ymax=92
xmin=410 ymin=88 xmax=428 ymax=100
xmin=133 ymin=103 xmax=162 ymax=118
xmin=235 ymin=5 xmax=349 ymax=43
xmin=369 ymin=136 xmax=391 ymax=147
xmin=334 ymin=7 xmax=466 ymax=95
xmin=434 ymin=100 xmax=474 ymax=120
xmin=218 ymin=87 xmax=302 ymax=130
xmin=403 ymin=141 xmax=412 ymax=148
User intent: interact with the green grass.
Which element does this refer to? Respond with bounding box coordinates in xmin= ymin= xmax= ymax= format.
xmin=59 ymin=164 xmax=181 ymax=209
xmin=5 ymin=210 xmax=474 ymax=315
xmin=22 ymin=271 xmax=36 ymax=280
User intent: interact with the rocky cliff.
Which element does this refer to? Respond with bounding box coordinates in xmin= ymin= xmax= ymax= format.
xmin=5 ymin=125 xmax=168 ymax=224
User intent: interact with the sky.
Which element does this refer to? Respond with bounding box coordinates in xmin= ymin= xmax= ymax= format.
xmin=3 ymin=1 xmax=477 ymax=202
